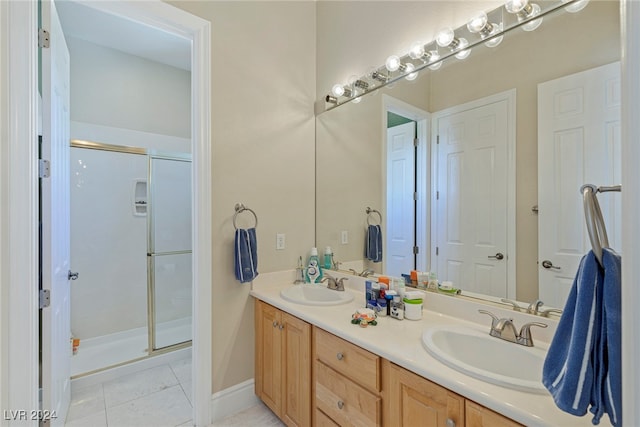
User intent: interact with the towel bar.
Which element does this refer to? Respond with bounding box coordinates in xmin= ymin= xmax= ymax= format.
xmin=580 ymin=184 xmax=621 ymax=265
xmin=366 ymin=207 xmax=382 ymax=226
xmin=233 ymin=203 xmax=258 ymax=229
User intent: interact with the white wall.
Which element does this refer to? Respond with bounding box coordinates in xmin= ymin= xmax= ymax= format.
xmin=68 ymin=36 xmax=191 ymax=138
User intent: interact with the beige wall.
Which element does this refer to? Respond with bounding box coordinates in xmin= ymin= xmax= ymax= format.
xmin=167 ymin=1 xmax=316 ymax=393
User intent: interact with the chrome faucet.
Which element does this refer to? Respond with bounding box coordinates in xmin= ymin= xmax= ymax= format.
xmin=349 ymin=268 xmax=374 ymax=277
xmin=478 ymin=310 xmax=548 ymax=347
xmin=526 ymin=299 xmax=563 ymax=317
xmin=322 ymin=275 xmax=347 ymax=291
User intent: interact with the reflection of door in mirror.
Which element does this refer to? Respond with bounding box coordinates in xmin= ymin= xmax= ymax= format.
xmin=538 ymin=61 xmax=621 ymax=308
xmin=386 ymin=119 xmax=415 ymax=276
xmin=432 ymin=90 xmax=516 ymax=299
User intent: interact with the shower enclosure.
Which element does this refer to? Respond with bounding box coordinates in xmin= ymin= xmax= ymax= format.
xmin=70 ymin=140 xmax=192 ymax=376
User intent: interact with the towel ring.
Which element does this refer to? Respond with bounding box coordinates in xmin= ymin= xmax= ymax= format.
xmin=233 ymin=203 xmax=258 ymax=229
xmin=366 ymin=207 xmax=382 ymax=226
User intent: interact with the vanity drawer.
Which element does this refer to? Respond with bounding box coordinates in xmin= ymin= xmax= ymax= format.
xmin=315 ymin=408 xmax=339 ymax=427
xmin=315 ymin=360 xmax=381 ymax=427
xmin=314 ymin=327 xmax=380 ymax=392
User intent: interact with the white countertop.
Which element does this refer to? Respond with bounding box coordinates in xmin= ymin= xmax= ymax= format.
xmin=250 ymin=270 xmax=609 ymax=427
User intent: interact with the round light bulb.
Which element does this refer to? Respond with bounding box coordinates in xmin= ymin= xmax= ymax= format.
xmin=467 ymin=12 xmax=488 ymax=33
xmin=454 ymin=38 xmax=471 ymax=60
xmin=522 ymin=3 xmax=543 ymax=31
xmin=404 ymin=63 xmax=418 ymax=81
xmin=436 ymin=28 xmax=455 ymax=47
xmin=385 ymin=55 xmax=401 ymax=72
xmin=409 ymin=42 xmax=425 ymax=60
xmin=563 ymin=0 xmax=589 ymax=13
xmin=331 ymin=84 xmax=345 ymax=97
xmin=484 ymin=22 xmax=504 ymax=47
xmin=427 ymin=51 xmax=442 ymax=70
xmin=505 ymin=0 xmax=529 ymax=14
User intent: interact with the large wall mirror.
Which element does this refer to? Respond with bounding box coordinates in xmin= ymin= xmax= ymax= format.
xmin=315 ymin=1 xmax=621 ymax=310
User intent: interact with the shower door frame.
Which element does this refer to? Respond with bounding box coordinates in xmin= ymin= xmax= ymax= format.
xmin=71 ymin=140 xmax=194 ymax=361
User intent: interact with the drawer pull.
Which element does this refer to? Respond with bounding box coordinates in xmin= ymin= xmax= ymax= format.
xmin=336 ymin=352 xmax=344 ymax=361
xmin=272 ymin=321 xmax=278 ymax=328
xmin=446 ymin=418 xmax=456 ymax=427
xmin=337 ymin=400 xmax=344 ymax=410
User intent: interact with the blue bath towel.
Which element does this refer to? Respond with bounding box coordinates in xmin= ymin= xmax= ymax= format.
xmin=365 ymin=224 xmax=382 ymax=263
xmin=234 ymin=227 xmax=258 ymax=283
xmin=542 ymin=249 xmax=621 ymax=426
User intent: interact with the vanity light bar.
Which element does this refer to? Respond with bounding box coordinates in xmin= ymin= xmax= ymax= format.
xmin=324 ymin=0 xmax=588 ymax=111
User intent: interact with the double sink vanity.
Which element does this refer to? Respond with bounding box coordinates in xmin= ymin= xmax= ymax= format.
xmin=250 ymin=270 xmax=602 ymax=427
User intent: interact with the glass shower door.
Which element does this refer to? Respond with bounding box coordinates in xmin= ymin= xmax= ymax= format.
xmin=148 ymin=154 xmax=192 ymax=350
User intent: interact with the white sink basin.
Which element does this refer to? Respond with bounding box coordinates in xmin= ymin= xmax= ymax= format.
xmin=422 ymin=324 xmax=548 ymax=394
xmin=280 ymin=284 xmax=355 ymax=306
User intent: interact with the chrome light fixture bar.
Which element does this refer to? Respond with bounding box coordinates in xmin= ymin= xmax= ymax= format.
xmin=324 ymin=0 xmax=588 ymax=111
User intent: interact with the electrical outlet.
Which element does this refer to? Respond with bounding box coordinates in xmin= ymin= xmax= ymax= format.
xmin=276 ymin=233 xmax=285 ymax=250
xmin=341 ymin=230 xmax=349 ymax=244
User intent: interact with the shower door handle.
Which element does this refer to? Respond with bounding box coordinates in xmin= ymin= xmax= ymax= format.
xmin=68 ymin=270 xmax=79 ymax=281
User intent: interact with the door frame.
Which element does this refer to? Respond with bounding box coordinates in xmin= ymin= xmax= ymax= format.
xmin=382 ymin=94 xmax=430 ymax=272
xmin=430 ymin=89 xmax=516 ymax=299
xmin=0 ymin=1 xmax=212 ymax=425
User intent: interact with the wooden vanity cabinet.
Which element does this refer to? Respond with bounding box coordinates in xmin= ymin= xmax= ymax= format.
xmin=383 ymin=359 xmax=465 ymax=427
xmin=383 ymin=360 xmax=522 ymax=427
xmin=255 ymin=300 xmax=311 ymax=427
xmin=313 ymin=327 xmax=382 ymax=426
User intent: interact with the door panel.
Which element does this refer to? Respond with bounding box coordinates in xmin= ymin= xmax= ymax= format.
xmin=435 ymin=99 xmax=509 ymax=297
xmin=386 ymin=122 xmax=416 ymax=276
xmin=538 ymin=62 xmax=621 ymax=308
xmin=41 ymin=0 xmax=71 ymax=424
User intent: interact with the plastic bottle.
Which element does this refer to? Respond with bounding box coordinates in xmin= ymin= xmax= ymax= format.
xmin=324 ymin=246 xmax=334 ymax=270
xmin=305 ymin=247 xmax=323 ymax=283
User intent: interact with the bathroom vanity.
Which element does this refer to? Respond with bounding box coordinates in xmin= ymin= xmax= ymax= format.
xmin=251 ymin=271 xmax=605 ymax=427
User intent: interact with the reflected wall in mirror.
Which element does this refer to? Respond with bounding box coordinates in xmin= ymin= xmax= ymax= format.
xmin=315 ymin=1 xmax=620 ymax=309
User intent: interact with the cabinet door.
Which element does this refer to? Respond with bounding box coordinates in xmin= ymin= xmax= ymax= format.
xmin=255 ymin=301 xmax=282 ymax=415
xmin=466 ymin=400 xmax=522 ymax=427
xmin=281 ymin=312 xmax=312 ymax=427
xmin=383 ymin=360 xmax=464 ymax=427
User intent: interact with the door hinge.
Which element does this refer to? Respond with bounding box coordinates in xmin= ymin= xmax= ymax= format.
xmin=414 ymin=137 xmax=419 ymax=147
xmin=39 ymin=159 xmax=51 ymax=178
xmin=38 ymin=29 xmax=50 ymax=48
xmin=436 ymin=247 xmax=439 ymax=256
xmin=436 ymin=190 xmax=439 ymax=200
xmin=39 ymin=289 xmax=51 ymax=309
xmin=413 ymin=246 xmax=419 ymax=255
xmin=436 ymin=135 xmax=440 ymax=144
xmin=414 ymin=191 xmax=418 ymax=201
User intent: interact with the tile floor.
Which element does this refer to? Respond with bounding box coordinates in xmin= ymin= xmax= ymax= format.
xmin=65 ymin=354 xmax=283 ymax=427
xmin=65 ymin=357 xmax=193 ymax=427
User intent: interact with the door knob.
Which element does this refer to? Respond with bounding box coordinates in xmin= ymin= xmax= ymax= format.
xmin=541 ymin=260 xmax=561 ymax=270
xmin=488 ymin=252 xmax=504 ymax=260
xmin=68 ymin=271 xmax=79 ymax=280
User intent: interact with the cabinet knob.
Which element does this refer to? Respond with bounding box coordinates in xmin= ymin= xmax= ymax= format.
xmin=278 ymin=324 xmax=284 ymax=330
xmin=446 ymin=418 xmax=456 ymax=427
xmin=336 ymin=352 xmax=344 ymax=361
xmin=272 ymin=321 xmax=278 ymax=328
xmin=337 ymin=400 xmax=344 ymax=410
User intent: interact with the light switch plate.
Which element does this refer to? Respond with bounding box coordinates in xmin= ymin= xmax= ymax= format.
xmin=276 ymin=233 xmax=285 ymax=250
xmin=341 ymin=230 xmax=348 ymax=244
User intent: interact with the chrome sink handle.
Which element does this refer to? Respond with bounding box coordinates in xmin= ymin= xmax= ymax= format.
xmin=540 ymin=308 xmax=563 ymax=317
xmin=517 ymin=322 xmax=548 ymax=347
xmin=478 ymin=309 xmax=499 ymax=329
xmin=500 ymin=298 xmax=523 ymax=311
xmin=527 ymin=299 xmax=544 ymax=314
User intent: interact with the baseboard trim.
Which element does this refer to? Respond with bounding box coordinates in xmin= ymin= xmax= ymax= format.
xmin=210 ymin=379 xmax=259 ymax=422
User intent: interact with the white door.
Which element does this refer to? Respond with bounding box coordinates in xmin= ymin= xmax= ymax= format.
xmin=41 ymin=0 xmax=71 ymax=424
xmin=538 ymin=62 xmax=621 ymax=308
xmin=434 ymin=98 xmax=509 ymax=297
xmin=386 ymin=122 xmax=415 ymax=276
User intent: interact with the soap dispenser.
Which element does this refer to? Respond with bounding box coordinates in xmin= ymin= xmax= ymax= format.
xmin=324 ymin=246 xmax=334 ymax=270
xmin=305 ymin=247 xmax=323 ymax=283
